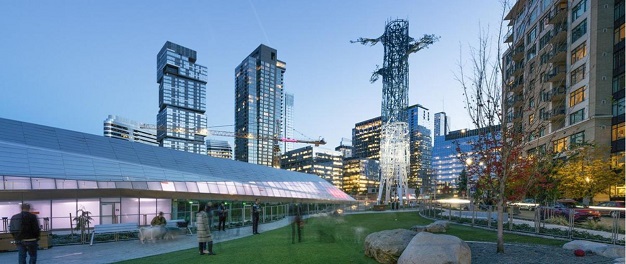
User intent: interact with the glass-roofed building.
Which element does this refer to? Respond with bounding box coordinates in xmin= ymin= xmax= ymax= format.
xmin=0 ymin=118 xmax=353 ymax=230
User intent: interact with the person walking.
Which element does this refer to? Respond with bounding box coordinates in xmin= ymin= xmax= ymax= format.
xmin=150 ymin=211 xmax=167 ymax=239
xmin=196 ymin=204 xmax=216 ymax=255
xmin=10 ymin=203 xmax=41 ymax=264
xmin=206 ymin=202 xmax=214 ymax=231
xmin=217 ymin=202 xmax=227 ymax=231
xmin=252 ymin=198 xmax=261 ymax=234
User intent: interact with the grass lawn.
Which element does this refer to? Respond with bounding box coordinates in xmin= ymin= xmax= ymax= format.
xmin=117 ymin=211 xmax=566 ymax=264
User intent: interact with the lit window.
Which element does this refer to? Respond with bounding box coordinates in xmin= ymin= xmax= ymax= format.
xmin=571 ymin=42 xmax=586 ymax=64
xmin=552 ymin=137 xmax=567 ymax=153
xmin=612 ymin=123 xmax=625 ymax=141
xmin=569 ymin=86 xmax=586 ymax=107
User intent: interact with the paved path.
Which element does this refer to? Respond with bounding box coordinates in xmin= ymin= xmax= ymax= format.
xmin=0 ymin=217 xmax=293 ymax=264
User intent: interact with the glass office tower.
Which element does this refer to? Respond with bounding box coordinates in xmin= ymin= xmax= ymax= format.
xmin=406 ymin=104 xmax=432 ymax=191
xmin=156 ymin=41 xmax=208 ymax=155
xmin=283 ymin=93 xmax=294 ymax=153
xmin=235 ymin=44 xmax=285 ymax=166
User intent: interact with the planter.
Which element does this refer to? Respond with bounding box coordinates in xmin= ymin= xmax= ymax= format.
xmin=0 ymin=231 xmax=51 ymax=251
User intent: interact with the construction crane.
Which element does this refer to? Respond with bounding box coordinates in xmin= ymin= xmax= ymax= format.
xmin=139 ymin=124 xmax=326 ymax=167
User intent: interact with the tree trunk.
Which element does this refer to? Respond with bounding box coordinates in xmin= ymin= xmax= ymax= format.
xmin=497 ymin=180 xmax=505 ymax=253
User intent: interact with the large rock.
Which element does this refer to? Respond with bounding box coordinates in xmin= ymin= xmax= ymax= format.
xmin=409 ymin=220 xmax=449 ymax=233
xmin=563 ymin=240 xmax=625 ymax=258
xmin=364 ymin=229 xmax=419 ymax=264
xmin=398 ymin=232 xmax=471 ymax=264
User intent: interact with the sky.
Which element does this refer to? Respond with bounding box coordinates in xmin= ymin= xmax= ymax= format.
xmin=0 ymin=1 xmax=507 ymax=150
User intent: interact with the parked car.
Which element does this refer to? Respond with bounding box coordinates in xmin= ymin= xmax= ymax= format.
xmin=539 ymin=199 xmax=601 ymax=222
xmin=592 ymin=201 xmax=625 ymax=217
xmin=512 ymin=198 xmax=538 ymax=211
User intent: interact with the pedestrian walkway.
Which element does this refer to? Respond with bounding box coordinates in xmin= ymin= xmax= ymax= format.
xmin=0 ymin=217 xmax=293 ymax=264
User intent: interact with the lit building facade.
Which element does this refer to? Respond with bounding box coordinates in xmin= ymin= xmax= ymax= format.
xmin=103 ymin=115 xmax=157 ymax=146
xmin=352 ymin=117 xmax=382 ymax=160
xmin=283 ymin=93 xmax=294 ymax=153
xmin=281 ymin=146 xmax=343 ymax=188
xmin=235 ymin=44 xmax=285 ymax=167
xmin=432 ymin=122 xmax=500 ymax=195
xmin=504 ymin=0 xmax=623 ymax=198
xmin=407 ymin=104 xmax=432 ymax=192
xmin=156 ymin=41 xmax=208 ymax=155
xmin=342 ymin=158 xmax=380 ymax=195
xmin=206 ymin=139 xmax=233 ymax=159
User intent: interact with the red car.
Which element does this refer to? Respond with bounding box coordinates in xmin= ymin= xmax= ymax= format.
xmin=540 ymin=199 xmax=601 ymax=222
xmin=592 ymin=201 xmax=625 ymax=217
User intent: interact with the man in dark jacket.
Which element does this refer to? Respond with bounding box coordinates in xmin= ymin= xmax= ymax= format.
xmin=252 ymin=199 xmax=261 ymax=234
xmin=10 ymin=203 xmax=41 ymax=264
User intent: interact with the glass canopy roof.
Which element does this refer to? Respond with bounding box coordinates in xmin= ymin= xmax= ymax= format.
xmin=0 ymin=118 xmax=354 ymax=202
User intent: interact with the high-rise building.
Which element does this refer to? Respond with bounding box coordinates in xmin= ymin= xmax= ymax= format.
xmin=504 ymin=0 xmax=623 ymax=198
xmin=407 ymin=104 xmax=432 ymax=192
xmin=283 ymin=92 xmax=294 ymax=153
xmin=103 ymin=115 xmax=158 ymax=146
xmin=281 ymin=146 xmax=343 ymax=187
xmin=352 ymin=105 xmax=433 ymax=191
xmin=610 ymin=0 xmax=625 ymax=196
xmin=335 ymin=138 xmax=354 ymax=159
xmin=352 ymin=116 xmax=382 ymax=160
xmin=156 ymin=41 xmax=208 ymax=155
xmin=235 ymin=44 xmax=285 ymax=167
xmin=206 ymin=139 xmax=233 ymax=159
xmin=342 ymin=158 xmax=380 ymax=195
xmin=432 ymin=125 xmax=500 ymax=195
xmin=434 ymin=112 xmax=449 ymax=138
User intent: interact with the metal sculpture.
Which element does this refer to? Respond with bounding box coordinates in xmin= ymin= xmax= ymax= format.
xmin=352 ymin=19 xmax=437 ymax=206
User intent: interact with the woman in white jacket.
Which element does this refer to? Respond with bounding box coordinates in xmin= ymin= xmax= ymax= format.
xmin=196 ymin=204 xmax=215 ymax=255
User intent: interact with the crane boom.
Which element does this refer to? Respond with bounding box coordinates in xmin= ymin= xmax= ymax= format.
xmin=139 ymin=125 xmax=325 ymax=146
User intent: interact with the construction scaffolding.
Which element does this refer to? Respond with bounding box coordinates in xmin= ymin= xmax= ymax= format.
xmin=352 ymin=19 xmax=437 ymax=206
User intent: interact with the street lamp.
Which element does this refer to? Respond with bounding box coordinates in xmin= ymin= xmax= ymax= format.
xmin=465 ymin=158 xmax=473 ymax=210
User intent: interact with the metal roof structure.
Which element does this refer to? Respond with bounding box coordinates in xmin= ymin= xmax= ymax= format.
xmin=0 ymin=118 xmax=354 ymax=203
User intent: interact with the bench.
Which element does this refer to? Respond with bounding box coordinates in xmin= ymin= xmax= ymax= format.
xmin=165 ymin=219 xmax=192 ymax=235
xmin=90 ymin=223 xmax=139 ymax=245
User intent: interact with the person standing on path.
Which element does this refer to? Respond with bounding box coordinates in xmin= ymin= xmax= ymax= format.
xmin=206 ymin=202 xmax=214 ymax=231
xmin=10 ymin=203 xmax=41 ymax=264
xmin=252 ymin=199 xmax=261 ymax=234
xmin=217 ymin=202 xmax=227 ymax=231
xmin=196 ymin=204 xmax=216 ymax=256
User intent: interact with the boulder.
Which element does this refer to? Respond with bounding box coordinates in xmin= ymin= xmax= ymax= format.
xmin=409 ymin=220 xmax=449 ymax=233
xmin=398 ymin=232 xmax=471 ymax=264
xmin=364 ymin=229 xmax=419 ymax=264
xmin=563 ymin=240 xmax=625 ymax=258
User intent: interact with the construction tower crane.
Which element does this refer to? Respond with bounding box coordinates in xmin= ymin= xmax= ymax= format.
xmin=139 ymin=124 xmax=326 ymax=167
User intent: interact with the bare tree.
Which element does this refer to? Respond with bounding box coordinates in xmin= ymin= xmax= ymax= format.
xmin=453 ymin=0 xmax=541 ymax=253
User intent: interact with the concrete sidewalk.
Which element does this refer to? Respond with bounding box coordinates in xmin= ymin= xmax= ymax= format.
xmin=0 ymin=217 xmax=292 ymax=264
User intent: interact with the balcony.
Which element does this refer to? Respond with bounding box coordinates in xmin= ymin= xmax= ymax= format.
xmin=512 ymin=60 xmax=525 ymax=76
xmin=504 ymin=28 xmax=514 ymax=43
xmin=548 ymin=0 xmax=568 ymax=24
xmin=550 ymin=107 xmax=566 ymax=121
xmin=550 ymin=86 xmax=566 ymax=102
xmin=549 ymin=24 xmax=568 ymax=44
xmin=544 ymin=66 xmax=566 ymax=83
xmin=510 ymin=76 xmax=524 ymax=92
xmin=547 ymin=43 xmax=567 ymax=64
xmin=512 ymin=45 xmax=525 ymax=61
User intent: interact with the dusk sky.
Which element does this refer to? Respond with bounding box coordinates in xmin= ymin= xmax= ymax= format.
xmin=1 ymin=1 xmax=507 ymax=150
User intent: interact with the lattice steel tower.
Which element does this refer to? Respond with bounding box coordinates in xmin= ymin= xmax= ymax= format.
xmin=353 ymin=19 xmax=437 ymax=206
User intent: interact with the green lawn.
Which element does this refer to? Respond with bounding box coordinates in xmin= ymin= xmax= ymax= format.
xmin=117 ymin=212 xmax=566 ymax=264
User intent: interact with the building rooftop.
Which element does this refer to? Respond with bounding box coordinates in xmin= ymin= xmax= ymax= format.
xmin=0 ymin=117 xmax=354 ymax=203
